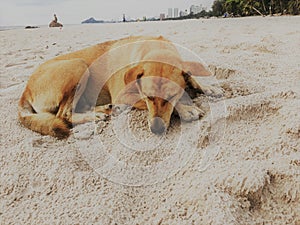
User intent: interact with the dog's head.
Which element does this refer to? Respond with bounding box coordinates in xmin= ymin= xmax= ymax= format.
xmin=124 ymin=60 xmax=210 ymax=134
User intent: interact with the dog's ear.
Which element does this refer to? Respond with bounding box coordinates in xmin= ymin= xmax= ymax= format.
xmin=124 ymin=65 xmax=144 ymax=85
xmin=182 ymin=61 xmax=211 ymax=76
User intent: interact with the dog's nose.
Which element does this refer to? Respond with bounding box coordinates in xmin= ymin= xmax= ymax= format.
xmin=150 ymin=117 xmax=166 ymax=135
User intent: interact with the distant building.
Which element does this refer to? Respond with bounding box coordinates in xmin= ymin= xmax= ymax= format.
xmin=180 ymin=10 xmax=189 ymax=17
xmin=160 ymin=13 xmax=165 ymax=20
xmin=174 ymin=8 xmax=179 ymax=18
xmin=168 ymin=8 xmax=173 ymax=18
xmin=190 ymin=4 xmax=203 ymax=15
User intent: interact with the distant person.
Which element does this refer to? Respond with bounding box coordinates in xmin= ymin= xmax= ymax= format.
xmin=54 ymin=14 xmax=58 ymax=23
xmin=123 ymin=14 xmax=126 ymax=22
xmin=49 ymin=14 xmax=63 ymax=27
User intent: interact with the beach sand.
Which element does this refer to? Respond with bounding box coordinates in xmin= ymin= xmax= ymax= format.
xmin=0 ymin=16 xmax=299 ymax=224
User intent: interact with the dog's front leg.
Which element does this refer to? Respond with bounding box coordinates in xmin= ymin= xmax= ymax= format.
xmin=185 ymin=76 xmax=223 ymax=98
xmin=71 ymin=111 xmax=108 ymax=124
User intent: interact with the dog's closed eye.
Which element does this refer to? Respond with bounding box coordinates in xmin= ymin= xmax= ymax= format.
xmin=167 ymin=94 xmax=177 ymax=101
xmin=137 ymin=73 xmax=143 ymax=79
xmin=136 ymin=73 xmax=144 ymax=86
xmin=146 ymin=95 xmax=176 ymax=103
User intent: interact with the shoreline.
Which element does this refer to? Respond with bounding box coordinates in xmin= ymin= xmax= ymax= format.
xmin=1 ymin=14 xmax=299 ymax=31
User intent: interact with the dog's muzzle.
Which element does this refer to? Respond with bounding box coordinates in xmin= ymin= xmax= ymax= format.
xmin=150 ymin=117 xmax=166 ymax=135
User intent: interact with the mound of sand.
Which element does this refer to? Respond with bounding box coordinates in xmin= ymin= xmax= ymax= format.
xmin=0 ymin=16 xmax=299 ymax=224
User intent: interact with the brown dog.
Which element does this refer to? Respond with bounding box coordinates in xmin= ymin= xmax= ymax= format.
xmin=18 ymin=36 xmax=222 ymax=138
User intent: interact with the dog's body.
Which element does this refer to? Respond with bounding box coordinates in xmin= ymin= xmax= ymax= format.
xmin=19 ymin=36 xmax=222 ymax=138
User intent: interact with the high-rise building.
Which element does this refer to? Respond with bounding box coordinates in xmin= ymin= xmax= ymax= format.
xmin=168 ymin=8 xmax=173 ymax=18
xmin=174 ymin=8 xmax=179 ymax=18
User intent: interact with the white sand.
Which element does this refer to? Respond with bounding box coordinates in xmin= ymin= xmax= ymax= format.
xmin=1 ymin=16 xmax=300 ymax=224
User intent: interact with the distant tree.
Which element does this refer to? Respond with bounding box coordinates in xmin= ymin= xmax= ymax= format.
xmin=224 ymin=0 xmax=239 ymax=15
xmin=212 ymin=0 xmax=299 ymax=16
xmin=287 ymin=0 xmax=300 ymax=14
xmin=212 ymin=0 xmax=226 ymax=16
xmin=261 ymin=0 xmax=267 ymax=13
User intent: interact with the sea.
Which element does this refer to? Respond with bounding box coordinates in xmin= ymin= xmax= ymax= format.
xmin=0 ymin=24 xmax=83 ymax=31
xmin=0 ymin=26 xmax=25 ymax=31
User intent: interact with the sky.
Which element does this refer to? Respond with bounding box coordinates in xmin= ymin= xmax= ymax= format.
xmin=0 ymin=0 xmax=214 ymax=26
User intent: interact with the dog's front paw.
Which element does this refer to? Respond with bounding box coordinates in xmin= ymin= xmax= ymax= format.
xmin=177 ymin=104 xmax=205 ymax=122
xmin=202 ymin=85 xmax=224 ymax=98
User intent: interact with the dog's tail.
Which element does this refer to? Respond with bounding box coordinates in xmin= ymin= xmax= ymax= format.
xmin=18 ymin=100 xmax=71 ymax=139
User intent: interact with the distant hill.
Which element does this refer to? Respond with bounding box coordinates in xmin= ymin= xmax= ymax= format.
xmin=82 ymin=17 xmax=104 ymax=24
